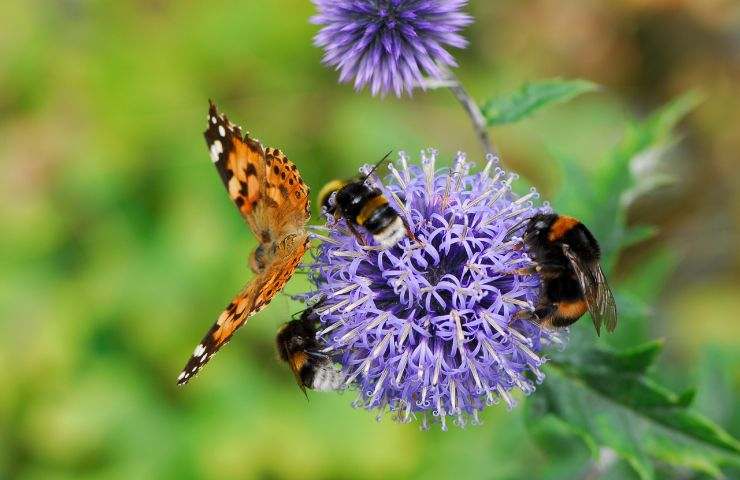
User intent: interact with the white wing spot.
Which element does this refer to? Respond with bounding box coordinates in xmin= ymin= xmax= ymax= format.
xmin=193 ymin=344 xmax=206 ymax=357
xmin=211 ymin=116 xmax=217 ymax=124
xmin=218 ymin=125 xmax=226 ymax=137
xmin=177 ymin=371 xmax=186 ymax=381
xmin=210 ymin=140 xmax=223 ymax=163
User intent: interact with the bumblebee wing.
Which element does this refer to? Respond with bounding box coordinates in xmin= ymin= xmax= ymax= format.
xmin=562 ymin=244 xmax=618 ymax=335
xmin=177 ymin=233 xmax=309 ymax=385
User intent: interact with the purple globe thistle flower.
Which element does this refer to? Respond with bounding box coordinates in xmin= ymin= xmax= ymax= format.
xmin=311 ymin=0 xmax=473 ymax=97
xmin=303 ymin=150 xmax=565 ymax=429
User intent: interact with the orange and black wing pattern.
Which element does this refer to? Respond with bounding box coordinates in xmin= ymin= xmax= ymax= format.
xmin=204 ymin=101 xmax=310 ymax=240
xmin=176 ymin=102 xmax=310 ymax=385
xmin=177 ymin=236 xmax=309 ymax=385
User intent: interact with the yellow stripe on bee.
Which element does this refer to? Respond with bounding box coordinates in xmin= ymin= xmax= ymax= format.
xmin=556 ymin=299 xmax=588 ymax=319
xmin=317 ymin=179 xmax=348 ymax=208
xmin=356 ymin=195 xmax=388 ymax=226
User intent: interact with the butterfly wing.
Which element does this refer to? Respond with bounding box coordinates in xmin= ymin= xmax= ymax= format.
xmin=177 ymin=233 xmax=310 ymax=385
xmin=562 ymin=244 xmax=618 ymax=336
xmin=177 ymin=102 xmax=311 ymax=385
xmin=259 ymin=145 xmax=311 ymax=240
xmin=205 ymin=101 xmax=265 ymax=235
xmin=204 ymin=101 xmax=310 ymax=241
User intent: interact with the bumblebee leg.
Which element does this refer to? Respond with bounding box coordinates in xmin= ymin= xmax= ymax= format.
xmin=508 ymin=263 xmax=567 ymax=278
xmin=400 ymin=216 xmax=421 ymax=246
xmin=514 ymin=309 xmax=534 ymax=320
xmin=509 ymin=266 xmax=537 ymax=276
xmin=535 ymin=264 xmax=569 ymax=279
xmin=533 ymin=304 xmax=557 ymax=320
xmin=346 ymin=221 xmax=367 ymax=246
xmin=515 ymin=303 xmax=556 ymax=321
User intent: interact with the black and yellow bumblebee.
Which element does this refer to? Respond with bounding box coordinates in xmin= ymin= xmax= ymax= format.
xmin=276 ymin=307 xmax=344 ymax=395
xmin=509 ymin=213 xmax=617 ymax=335
xmin=318 ymin=153 xmax=413 ymax=248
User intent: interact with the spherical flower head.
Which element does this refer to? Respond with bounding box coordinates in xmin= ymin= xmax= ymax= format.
xmin=311 ymin=0 xmax=473 ymax=97
xmin=303 ymin=150 xmax=565 ymax=429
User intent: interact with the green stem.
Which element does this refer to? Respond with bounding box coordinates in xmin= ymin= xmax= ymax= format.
xmin=442 ymin=69 xmax=496 ymax=157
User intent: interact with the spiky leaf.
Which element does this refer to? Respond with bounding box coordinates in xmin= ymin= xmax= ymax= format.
xmin=527 ymin=342 xmax=740 ymax=479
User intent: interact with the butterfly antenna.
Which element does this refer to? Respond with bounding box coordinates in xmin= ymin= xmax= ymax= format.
xmin=361 ymin=150 xmax=394 ymax=182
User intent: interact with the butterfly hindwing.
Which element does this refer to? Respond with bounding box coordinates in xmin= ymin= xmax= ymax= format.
xmin=176 ymin=234 xmax=309 ymax=385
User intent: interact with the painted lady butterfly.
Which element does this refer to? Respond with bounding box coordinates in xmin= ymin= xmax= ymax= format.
xmin=177 ymin=101 xmax=310 ymax=385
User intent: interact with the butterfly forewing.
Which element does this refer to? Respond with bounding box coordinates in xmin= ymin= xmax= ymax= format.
xmin=261 ymin=147 xmax=311 ymax=240
xmin=177 ymin=102 xmax=311 ymax=385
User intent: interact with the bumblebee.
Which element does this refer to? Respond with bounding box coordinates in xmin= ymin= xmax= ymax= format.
xmin=276 ymin=307 xmax=344 ymax=395
xmin=317 ymin=153 xmax=413 ymax=249
xmin=510 ymin=213 xmax=617 ymax=335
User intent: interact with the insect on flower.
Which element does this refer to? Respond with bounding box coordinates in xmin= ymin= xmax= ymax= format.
xmin=301 ymin=150 xmax=564 ymax=429
xmin=311 ymin=0 xmax=473 ymax=97
xmin=177 ymin=102 xmax=311 ymax=385
xmin=318 ymin=152 xmax=416 ymax=249
xmin=276 ymin=306 xmax=345 ymax=396
xmin=506 ymin=213 xmax=618 ymax=336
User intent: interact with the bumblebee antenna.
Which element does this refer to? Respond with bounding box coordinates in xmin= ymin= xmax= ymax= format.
xmin=361 ymin=150 xmax=394 ymax=182
xmin=290 ymin=308 xmax=309 ymax=321
xmin=290 ymin=296 xmax=327 ymax=321
xmin=504 ymin=216 xmax=532 ymax=240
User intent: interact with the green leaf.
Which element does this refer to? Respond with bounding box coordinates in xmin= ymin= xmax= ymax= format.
xmin=482 ymin=79 xmax=599 ymax=126
xmin=527 ymin=342 xmax=740 ymax=479
xmin=620 ymin=225 xmax=659 ymax=250
xmin=550 ymin=91 xmax=701 ymax=274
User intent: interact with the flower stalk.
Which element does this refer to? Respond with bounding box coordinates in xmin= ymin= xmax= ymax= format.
xmin=438 ymin=67 xmax=496 ymax=157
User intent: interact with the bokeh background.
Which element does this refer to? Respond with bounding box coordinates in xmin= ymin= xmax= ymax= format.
xmin=1 ymin=1 xmax=738 ymax=479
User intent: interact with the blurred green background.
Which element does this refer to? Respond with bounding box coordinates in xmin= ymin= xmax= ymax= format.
xmin=1 ymin=1 xmax=738 ymax=479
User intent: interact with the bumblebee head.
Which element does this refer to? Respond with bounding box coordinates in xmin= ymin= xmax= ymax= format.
xmin=505 ymin=212 xmax=553 ymax=241
xmin=334 ymin=181 xmax=373 ymax=208
xmin=277 ymin=315 xmax=318 ymax=355
xmin=524 ymin=213 xmax=558 ymax=241
xmin=317 ymin=179 xmax=348 ymax=214
xmin=287 ymin=335 xmax=307 ymax=351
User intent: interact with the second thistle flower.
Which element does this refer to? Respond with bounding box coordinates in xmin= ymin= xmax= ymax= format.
xmin=311 ymin=0 xmax=473 ymax=97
